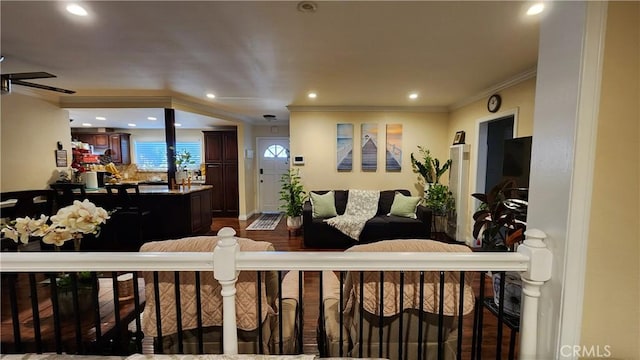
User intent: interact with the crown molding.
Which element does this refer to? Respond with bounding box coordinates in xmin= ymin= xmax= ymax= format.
xmin=59 ymin=96 xmax=173 ymax=108
xmin=286 ymin=105 xmax=448 ymax=113
xmin=170 ymin=97 xmax=253 ymax=124
xmin=449 ymin=67 xmax=537 ymax=111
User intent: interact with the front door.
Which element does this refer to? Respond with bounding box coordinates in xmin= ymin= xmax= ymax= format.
xmin=257 ymin=138 xmax=290 ymax=213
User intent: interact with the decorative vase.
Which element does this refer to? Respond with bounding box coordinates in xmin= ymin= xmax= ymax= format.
xmin=286 ymin=216 xmax=302 ymax=230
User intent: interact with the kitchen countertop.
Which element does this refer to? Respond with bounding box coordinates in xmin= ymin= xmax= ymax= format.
xmin=86 ymin=184 xmax=212 ymax=195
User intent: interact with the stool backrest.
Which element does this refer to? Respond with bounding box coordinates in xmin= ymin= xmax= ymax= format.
xmin=50 ymin=183 xmax=87 ymax=208
xmin=105 ymin=183 xmax=141 ymax=211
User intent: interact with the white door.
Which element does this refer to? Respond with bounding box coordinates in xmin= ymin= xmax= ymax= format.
xmin=257 ymin=138 xmax=290 ymax=213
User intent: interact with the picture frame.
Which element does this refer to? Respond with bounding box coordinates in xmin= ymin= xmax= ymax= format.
xmin=453 ymin=131 xmax=466 ymax=145
xmin=55 ymin=149 xmax=68 ymax=167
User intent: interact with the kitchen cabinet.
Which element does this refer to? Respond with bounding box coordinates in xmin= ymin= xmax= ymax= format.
xmin=72 ymin=132 xmax=131 ymax=164
xmin=203 ymin=130 xmax=238 ymax=217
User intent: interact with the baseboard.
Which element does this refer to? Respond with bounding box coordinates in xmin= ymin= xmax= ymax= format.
xmin=238 ymin=210 xmax=256 ymax=221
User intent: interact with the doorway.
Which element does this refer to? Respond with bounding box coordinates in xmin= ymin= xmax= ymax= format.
xmin=475 ymin=110 xmax=518 ymax=197
xmin=257 ymin=137 xmax=290 ymax=213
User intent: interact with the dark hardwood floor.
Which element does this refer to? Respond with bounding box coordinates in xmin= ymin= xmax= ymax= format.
xmin=210 ymin=215 xmax=519 ymax=359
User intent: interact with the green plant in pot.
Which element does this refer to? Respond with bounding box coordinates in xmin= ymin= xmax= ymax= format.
xmin=471 ymin=178 xmax=528 ymax=251
xmin=424 ymin=183 xmax=455 ymax=232
xmin=472 ymin=178 xmax=528 ymax=317
xmin=410 ymin=146 xmax=452 ymax=185
xmin=279 ymin=168 xmax=306 ymax=230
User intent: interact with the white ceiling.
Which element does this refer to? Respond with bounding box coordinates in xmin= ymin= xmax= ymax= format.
xmin=0 ymin=1 xmax=541 ymax=129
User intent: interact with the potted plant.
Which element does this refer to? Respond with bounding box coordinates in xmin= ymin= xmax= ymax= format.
xmin=175 ymin=150 xmax=195 ymax=182
xmin=471 ymin=178 xmax=528 ymax=316
xmin=410 ymin=146 xmax=452 ymax=190
xmin=279 ymin=168 xmax=306 ymax=231
xmin=423 ymin=183 xmax=455 ymax=232
xmin=471 ymin=178 xmax=527 ymax=251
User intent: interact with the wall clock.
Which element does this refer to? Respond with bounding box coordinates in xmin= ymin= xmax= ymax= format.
xmin=487 ymin=94 xmax=502 ymax=113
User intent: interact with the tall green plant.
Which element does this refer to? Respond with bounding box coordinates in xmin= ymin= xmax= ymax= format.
xmin=424 ymin=184 xmax=455 ymax=216
xmin=279 ymin=168 xmax=306 ymax=217
xmin=410 ymin=146 xmax=452 ymax=184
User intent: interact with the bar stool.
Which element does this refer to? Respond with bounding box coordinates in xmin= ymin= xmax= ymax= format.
xmin=50 ymin=182 xmax=87 ymax=209
xmin=105 ymin=184 xmax=151 ymax=251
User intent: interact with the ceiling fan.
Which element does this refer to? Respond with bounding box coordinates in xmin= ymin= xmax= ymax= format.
xmin=1 ymin=71 xmax=76 ymax=94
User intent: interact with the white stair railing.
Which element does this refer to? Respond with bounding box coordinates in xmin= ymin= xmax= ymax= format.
xmin=0 ymin=227 xmax=552 ymax=359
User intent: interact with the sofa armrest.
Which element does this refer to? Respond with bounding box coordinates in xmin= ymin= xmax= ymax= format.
xmin=303 ymin=200 xmax=313 ymax=225
xmin=416 ymin=205 xmax=432 ymax=234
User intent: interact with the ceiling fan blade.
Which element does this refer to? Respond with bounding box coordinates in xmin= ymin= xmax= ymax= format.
xmin=1 ymin=72 xmax=56 ymax=80
xmin=11 ymin=79 xmax=76 ymax=94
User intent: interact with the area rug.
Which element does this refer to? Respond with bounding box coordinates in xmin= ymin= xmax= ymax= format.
xmin=245 ymin=213 xmax=284 ymax=231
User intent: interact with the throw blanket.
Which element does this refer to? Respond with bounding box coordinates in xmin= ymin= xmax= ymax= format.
xmin=342 ymin=239 xmax=475 ymax=316
xmin=140 ymin=236 xmax=276 ymax=337
xmin=325 ymin=189 xmax=380 ymax=241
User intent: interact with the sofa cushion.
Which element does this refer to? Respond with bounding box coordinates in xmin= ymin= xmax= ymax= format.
xmin=388 ymin=192 xmax=421 ymax=219
xmin=311 ymin=190 xmax=349 ymax=215
xmin=377 ymin=189 xmax=411 ymax=215
xmin=310 ymin=191 xmax=338 ymax=218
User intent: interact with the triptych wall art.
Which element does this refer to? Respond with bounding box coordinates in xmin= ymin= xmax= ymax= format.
xmin=336 ymin=123 xmax=402 ymax=172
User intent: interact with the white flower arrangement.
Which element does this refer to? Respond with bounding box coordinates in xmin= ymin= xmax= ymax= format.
xmin=1 ymin=199 xmax=110 ymax=248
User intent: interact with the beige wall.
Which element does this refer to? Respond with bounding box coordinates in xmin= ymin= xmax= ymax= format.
xmin=1 ymin=93 xmax=72 ymax=191
xmin=241 ymin=124 xmax=256 ymax=219
xmin=289 ymin=110 xmax=449 ymax=194
xmin=581 ymin=3 xmax=639 ymax=359
xmin=447 ymin=77 xmax=537 ymax=241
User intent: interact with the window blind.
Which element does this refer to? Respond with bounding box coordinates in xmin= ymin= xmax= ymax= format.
xmin=135 ymin=142 xmax=202 ymax=170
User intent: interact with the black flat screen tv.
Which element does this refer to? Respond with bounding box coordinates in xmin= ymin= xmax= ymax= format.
xmin=502 ymin=136 xmax=532 ymax=189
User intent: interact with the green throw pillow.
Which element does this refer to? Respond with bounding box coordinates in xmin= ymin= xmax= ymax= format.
xmin=388 ymin=192 xmax=421 ymax=219
xmin=310 ymin=191 xmax=338 ymax=218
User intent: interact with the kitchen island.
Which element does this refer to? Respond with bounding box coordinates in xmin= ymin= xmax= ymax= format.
xmin=86 ymin=184 xmax=213 ymax=247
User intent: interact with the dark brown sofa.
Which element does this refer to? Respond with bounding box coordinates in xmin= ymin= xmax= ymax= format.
xmin=302 ymin=189 xmax=432 ymax=248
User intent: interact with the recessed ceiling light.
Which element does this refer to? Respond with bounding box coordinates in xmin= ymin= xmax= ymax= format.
xmin=526 ymin=3 xmax=544 ymax=15
xmin=409 ymin=93 xmax=419 ymax=100
xmin=175 ymin=123 xmax=182 ymax=127
xmin=66 ymin=4 xmax=88 ymax=16
xmin=206 ymin=93 xmax=216 ymax=99
xmin=308 ymin=92 xmax=317 ymax=99
xmin=95 ymin=116 xmax=106 ymax=120
xmin=147 ymin=116 xmax=157 ymax=121
xmin=128 ymin=123 xmax=136 ymax=127
xmin=82 ymin=123 xmax=92 ymax=127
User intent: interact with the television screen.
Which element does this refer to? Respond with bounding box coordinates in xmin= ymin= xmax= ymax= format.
xmin=502 ymin=136 xmax=532 ymax=189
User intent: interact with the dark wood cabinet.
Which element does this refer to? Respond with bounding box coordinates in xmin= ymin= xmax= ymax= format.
xmin=71 ymin=132 xmax=131 ymax=164
xmin=203 ymin=130 xmax=238 ymax=217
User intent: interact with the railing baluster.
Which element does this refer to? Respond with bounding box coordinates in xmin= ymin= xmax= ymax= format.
xmin=132 ymin=271 xmax=143 ymax=354
xmin=318 ymin=271 xmax=325 ymax=357
xmin=28 ymin=273 xmax=43 ymax=353
xmin=49 ymin=273 xmax=63 ymax=354
xmin=111 ymin=272 xmax=121 ymax=354
xmin=418 ymin=271 xmax=425 ymax=360
xmin=173 ymin=271 xmax=183 ymax=353
xmin=194 ymin=271 xmax=204 ymax=354
xmin=476 ymin=271 xmax=487 ymax=360
xmin=91 ymin=272 xmax=102 ymax=352
xmin=379 ymin=271 xmax=384 ymax=359
xmin=358 ymin=271 xmax=364 ymax=358
xmin=8 ymin=273 xmax=22 ymax=353
xmin=438 ymin=271 xmax=445 ymax=360
xmin=257 ymin=271 xmax=263 ymax=354
xmin=339 ymin=271 xmax=344 ymax=357
xmin=278 ymin=270 xmax=284 ymax=354
xmin=298 ymin=270 xmax=304 ymax=354
xmin=496 ymin=271 xmax=506 ymax=359
xmin=398 ymin=271 xmax=404 ymax=360
xmin=70 ymin=272 xmax=83 ymax=353
xmin=457 ymin=271 xmax=465 ymax=360
xmin=153 ymin=271 xmax=163 ymax=354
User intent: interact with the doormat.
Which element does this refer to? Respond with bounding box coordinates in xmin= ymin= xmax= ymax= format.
xmin=245 ymin=213 xmax=284 ymax=231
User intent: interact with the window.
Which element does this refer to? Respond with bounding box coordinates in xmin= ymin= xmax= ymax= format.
xmin=263 ymin=144 xmax=288 ymax=158
xmin=135 ymin=142 xmax=202 ymax=170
